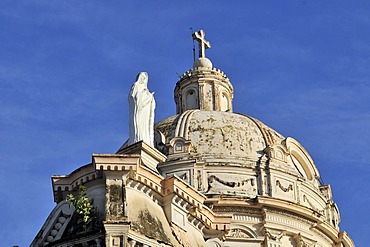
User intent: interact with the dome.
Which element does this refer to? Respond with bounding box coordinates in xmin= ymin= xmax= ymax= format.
xmin=155 ymin=110 xmax=284 ymax=162
xmin=152 ymin=30 xmax=351 ymax=246
xmin=155 ymin=109 xmax=323 ymax=200
xmin=154 ymin=30 xmax=328 ymax=210
xmin=33 ymin=30 xmax=354 ymax=247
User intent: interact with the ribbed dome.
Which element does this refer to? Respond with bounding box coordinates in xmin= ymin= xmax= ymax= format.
xmin=155 ymin=110 xmax=285 ymax=163
xmin=155 ymin=109 xmax=323 ymax=203
xmin=154 ymin=30 xmax=327 ymax=219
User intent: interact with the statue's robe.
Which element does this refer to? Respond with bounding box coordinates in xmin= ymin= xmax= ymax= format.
xmin=128 ymin=72 xmax=155 ymax=146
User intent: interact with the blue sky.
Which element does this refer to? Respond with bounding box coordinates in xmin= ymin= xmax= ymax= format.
xmin=1 ymin=1 xmax=369 ymax=246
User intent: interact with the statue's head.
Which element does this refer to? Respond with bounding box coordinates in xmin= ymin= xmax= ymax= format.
xmin=136 ymin=72 xmax=148 ymax=87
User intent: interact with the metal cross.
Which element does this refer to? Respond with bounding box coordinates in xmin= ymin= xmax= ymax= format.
xmin=192 ymin=30 xmax=211 ymax=58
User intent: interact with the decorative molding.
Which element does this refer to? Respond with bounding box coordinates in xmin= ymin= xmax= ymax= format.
xmin=196 ymin=169 xmax=202 ymax=190
xmin=319 ymin=184 xmax=332 ymax=200
xmin=187 ymin=213 xmax=205 ymax=232
xmin=30 ymin=201 xmax=74 ymax=247
xmin=284 ymin=137 xmax=319 ymax=181
xmin=213 ymin=206 xmax=261 ymax=215
xmin=276 ymin=180 xmax=293 ymax=192
xmin=205 ymin=174 xmax=257 ymax=197
xmin=207 ymin=175 xmax=254 ymax=192
xmin=264 ymin=144 xmax=289 ymax=163
xmin=232 ymin=214 xmax=262 ymax=223
xmin=249 ymin=117 xmax=284 ymax=146
xmin=293 ymin=233 xmax=316 ymax=247
xmin=46 ymin=235 xmax=104 ymax=247
xmin=303 ymin=194 xmax=323 ymax=214
xmin=224 ymin=229 xmax=251 ymax=239
xmin=264 ymin=229 xmax=285 ymax=241
xmin=310 ymin=228 xmax=334 ymax=245
xmin=264 ymin=207 xmax=315 ymax=226
xmin=201 ymin=160 xmax=257 ymax=169
xmin=126 ymin=178 xmax=158 ymax=205
xmin=265 ymin=214 xmax=307 ymax=230
xmin=168 ymin=137 xmax=194 ymax=155
xmin=174 ymin=171 xmax=190 ymax=184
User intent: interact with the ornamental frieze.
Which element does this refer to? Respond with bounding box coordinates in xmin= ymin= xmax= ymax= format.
xmin=206 ymin=174 xmax=257 ymax=196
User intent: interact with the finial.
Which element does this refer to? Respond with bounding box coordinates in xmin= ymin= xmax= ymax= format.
xmin=192 ymin=30 xmax=211 ymax=59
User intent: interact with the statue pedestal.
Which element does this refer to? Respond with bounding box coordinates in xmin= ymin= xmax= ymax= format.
xmin=117 ymin=141 xmax=166 ymax=172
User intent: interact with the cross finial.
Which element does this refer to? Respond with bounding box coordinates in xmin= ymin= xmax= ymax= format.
xmin=192 ymin=30 xmax=211 ymax=59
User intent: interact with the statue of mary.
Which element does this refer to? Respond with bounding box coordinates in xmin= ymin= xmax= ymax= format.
xmin=128 ymin=72 xmax=156 ymax=147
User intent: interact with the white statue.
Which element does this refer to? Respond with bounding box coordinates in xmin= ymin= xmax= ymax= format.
xmin=128 ymin=72 xmax=156 ymax=146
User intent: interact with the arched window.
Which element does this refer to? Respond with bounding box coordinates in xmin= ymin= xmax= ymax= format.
xmin=185 ymin=89 xmax=198 ymax=110
xmin=220 ymin=92 xmax=229 ymax=111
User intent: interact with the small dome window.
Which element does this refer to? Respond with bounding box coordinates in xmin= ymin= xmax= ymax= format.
xmin=220 ymin=92 xmax=229 ymax=111
xmin=185 ymin=89 xmax=198 ymax=110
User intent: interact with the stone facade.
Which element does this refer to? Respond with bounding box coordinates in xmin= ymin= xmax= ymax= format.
xmin=32 ymin=30 xmax=354 ymax=247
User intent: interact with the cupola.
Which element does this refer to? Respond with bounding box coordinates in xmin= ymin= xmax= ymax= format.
xmin=174 ymin=30 xmax=234 ymax=114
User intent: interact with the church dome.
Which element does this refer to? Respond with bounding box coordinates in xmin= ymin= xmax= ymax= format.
xmin=155 ymin=110 xmax=284 ymax=163
xmin=33 ymin=30 xmax=354 ymax=247
xmin=152 ymin=30 xmax=351 ymax=246
xmin=154 ymin=108 xmax=325 ymax=203
xmin=155 ymin=30 xmax=326 ymax=205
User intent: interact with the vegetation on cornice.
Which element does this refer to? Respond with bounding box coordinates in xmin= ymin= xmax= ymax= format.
xmin=67 ymin=186 xmax=92 ymax=229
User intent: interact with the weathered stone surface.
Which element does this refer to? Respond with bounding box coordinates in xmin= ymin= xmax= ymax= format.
xmin=156 ymin=110 xmax=268 ymax=160
xmin=106 ymin=180 xmax=124 ymax=221
xmin=131 ymin=209 xmax=171 ymax=243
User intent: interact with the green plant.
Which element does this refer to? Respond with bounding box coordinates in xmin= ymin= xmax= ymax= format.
xmin=66 ymin=186 xmax=92 ymax=227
